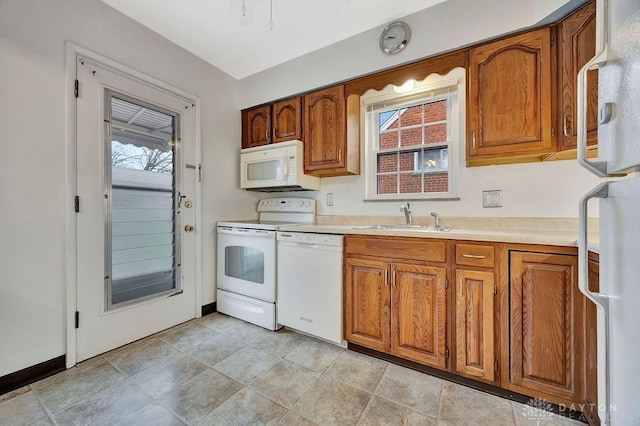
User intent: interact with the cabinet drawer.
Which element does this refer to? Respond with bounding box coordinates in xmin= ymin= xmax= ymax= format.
xmin=345 ymin=236 xmax=446 ymax=263
xmin=455 ymin=244 xmax=494 ymax=268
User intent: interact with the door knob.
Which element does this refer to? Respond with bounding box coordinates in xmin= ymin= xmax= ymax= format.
xmin=184 ymin=225 xmax=195 ymax=232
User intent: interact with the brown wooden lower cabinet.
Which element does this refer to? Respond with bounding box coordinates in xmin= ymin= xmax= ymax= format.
xmin=344 ymin=257 xmax=390 ymax=352
xmin=344 ymin=237 xmax=448 ymax=370
xmin=392 ymin=263 xmax=447 ymax=368
xmin=454 ymin=269 xmax=496 ymax=382
xmin=507 ymin=249 xmax=594 ymax=407
xmin=345 ymin=256 xmax=448 ymax=369
xmin=344 ymin=236 xmax=598 ymax=414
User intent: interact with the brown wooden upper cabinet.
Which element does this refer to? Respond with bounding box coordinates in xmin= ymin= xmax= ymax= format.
xmin=303 ymin=85 xmax=359 ymax=177
xmin=242 ymin=105 xmax=271 ymax=149
xmin=272 ymin=97 xmax=302 ymax=143
xmin=467 ymin=27 xmax=556 ymax=166
xmin=241 ymin=97 xmax=303 ymax=149
xmin=557 ymin=1 xmax=598 ymax=154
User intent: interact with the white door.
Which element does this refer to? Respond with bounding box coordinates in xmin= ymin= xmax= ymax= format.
xmin=75 ymin=56 xmax=198 ymax=362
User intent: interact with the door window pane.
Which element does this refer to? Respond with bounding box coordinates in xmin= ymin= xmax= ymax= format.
xmin=107 ymin=93 xmax=179 ymax=308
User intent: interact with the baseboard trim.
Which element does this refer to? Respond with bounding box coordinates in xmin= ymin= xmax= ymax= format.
xmin=348 ymin=344 xmax=587 ymax=423
xmin=0 ymin=355 xmax=66 ymax=396
xmin=201 ymin=302 xmax=217 ymax=317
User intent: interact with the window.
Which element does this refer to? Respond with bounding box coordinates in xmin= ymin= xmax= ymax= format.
xmin=363 ymin=68 xmax=464 ymax=200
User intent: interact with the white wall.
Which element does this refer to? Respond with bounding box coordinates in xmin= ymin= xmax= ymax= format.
xmin=239 ymin=0 xmax=599 ymax=219
xmin=239 ymin=0 xmax=586 ymax=108
xmin=314 ymin=160 xmax=600 ymax=218
xmin=0 ymin=0 xmax=256 ymax=377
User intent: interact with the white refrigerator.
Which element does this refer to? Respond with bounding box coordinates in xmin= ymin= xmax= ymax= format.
xmin=577 ymin=0 xmax=640 ymax=424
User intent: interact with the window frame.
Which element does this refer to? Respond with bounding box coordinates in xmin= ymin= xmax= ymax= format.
xmin=362 ymin=68 xmax=465 ymax=201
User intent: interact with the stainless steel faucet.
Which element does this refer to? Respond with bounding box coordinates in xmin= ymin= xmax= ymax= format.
xmin=400 ymin=203 xmax=412 ymax=226
xmin=430 ymin=212 xmax=441 ymax=230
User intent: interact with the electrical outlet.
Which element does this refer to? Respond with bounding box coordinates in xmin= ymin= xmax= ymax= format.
xmin=483 ymin=190 xmax=502 ymax=208
xmin=327 ymin=193 xmax=334 ymax=206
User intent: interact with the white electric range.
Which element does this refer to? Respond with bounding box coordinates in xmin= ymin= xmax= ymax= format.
xmin=216 ymin=197 xmax=315 ymax=330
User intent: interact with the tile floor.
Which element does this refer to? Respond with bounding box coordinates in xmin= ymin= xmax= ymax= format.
xmin=0 ymin=313 xmax=585 ymax=425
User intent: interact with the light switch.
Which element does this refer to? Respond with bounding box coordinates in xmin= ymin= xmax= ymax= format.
xmin=327 ymin=193 xmax=334 ymax=206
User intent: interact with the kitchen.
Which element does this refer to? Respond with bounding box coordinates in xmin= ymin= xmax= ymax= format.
xmin=1 ymin=0 xmax=638 ymax=424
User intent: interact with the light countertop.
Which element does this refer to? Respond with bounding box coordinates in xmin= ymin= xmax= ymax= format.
xmin=277 ymin=217 xmax=600 ymax=253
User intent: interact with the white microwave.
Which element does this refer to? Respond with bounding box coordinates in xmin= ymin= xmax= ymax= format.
xmin=240 ymin=140 xmax=320 ymax=192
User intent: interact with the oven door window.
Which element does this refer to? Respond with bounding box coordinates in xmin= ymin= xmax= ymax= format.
xmin=225 ymin=245 xmax=265 ymax=284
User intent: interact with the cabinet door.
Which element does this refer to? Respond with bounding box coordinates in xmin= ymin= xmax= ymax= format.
xmin=273 ymin=97 xmax=302 ymax=143
xmin=468 ymin=28 xmax=555 ymax=163
xmin=391 ymin=263 xmax=447 ymax=369
xmin=303 ymin=85 xmax=345 ymax=174
xmin=558 ymin=1 xmax=598 ymax=151
xmin=509 ymin=251 xmax=584 ymax=404
xmin=242 ymin=105 xmax=271 ymax=149
xmin=455 ymin=269 xmax=495 ymax=382
xmin=344 ymin=257 xmax=391 ymax=352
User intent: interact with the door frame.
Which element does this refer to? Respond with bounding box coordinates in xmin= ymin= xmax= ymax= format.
xmin=64 ymin=43 xmax=202 ymax=368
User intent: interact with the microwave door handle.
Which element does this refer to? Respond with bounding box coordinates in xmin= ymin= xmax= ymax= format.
xmin=283 ymin=155 xmax=290 ymax=179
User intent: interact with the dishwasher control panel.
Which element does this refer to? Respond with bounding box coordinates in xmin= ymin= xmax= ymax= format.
xmin=276 ymin=231 xmax=343 ymax=247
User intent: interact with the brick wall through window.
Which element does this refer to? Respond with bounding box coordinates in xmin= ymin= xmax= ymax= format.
xmin=376 ymin=99 xmax=449 ymax=195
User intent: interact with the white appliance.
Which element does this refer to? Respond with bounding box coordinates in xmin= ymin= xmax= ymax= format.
xmin=217 ymin=197 xmax=315 ymax=330
xmin=577 ymin=1 xmax=640 ymax=424
xmin=240 ymin=140 xmax=320 ymax=192
xmin=277 ymin=231 xmax=345 ymax=346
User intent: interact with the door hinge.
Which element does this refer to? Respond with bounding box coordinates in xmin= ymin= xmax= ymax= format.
xmin=75 ymin=311 xmax=79 ymax=329
xmin=551 ymin=35 xmax=555 ymax=46
xmin=445 ymin=347 xmax=450 ymax=359
xmin=495 ymin=360 xmax=499 ymax=371
xmin=198 ymin=164 xmax=202 ymax=182
xmin=74 ymin=196 xmax=80 ymax=213
xmin=445 ymin=278 xmax=449 ymax=289
xmin=74 ymin=79 xmax=79 ymax=98
xmin=551 ymin=128 xmax=556 ymax=137
xmin=494 ymin=283 xmax=497 ymax=295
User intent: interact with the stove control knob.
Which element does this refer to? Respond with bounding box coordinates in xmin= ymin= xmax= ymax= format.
xmin=298 ymin=201 xmax=304 ymax=207
xmin=304 ymin=201 xmax=311 ymax=207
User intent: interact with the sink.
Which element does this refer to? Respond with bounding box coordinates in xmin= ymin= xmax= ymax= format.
xmin=354 ymin=224 xmax=452 ymax=232
xmin=360 ymin=224 xmax=420 ymax=230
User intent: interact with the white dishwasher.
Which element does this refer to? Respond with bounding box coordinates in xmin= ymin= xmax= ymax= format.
xmin=276 ymin=231 xmax=345 ymax=346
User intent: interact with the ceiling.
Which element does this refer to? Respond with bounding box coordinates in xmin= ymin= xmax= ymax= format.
xmin=101 ymin=0 xmax=447 ymax=80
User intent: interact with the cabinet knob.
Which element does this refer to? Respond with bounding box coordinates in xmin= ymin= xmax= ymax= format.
xmin=184 ymin=225 xmax=195 ymax=232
